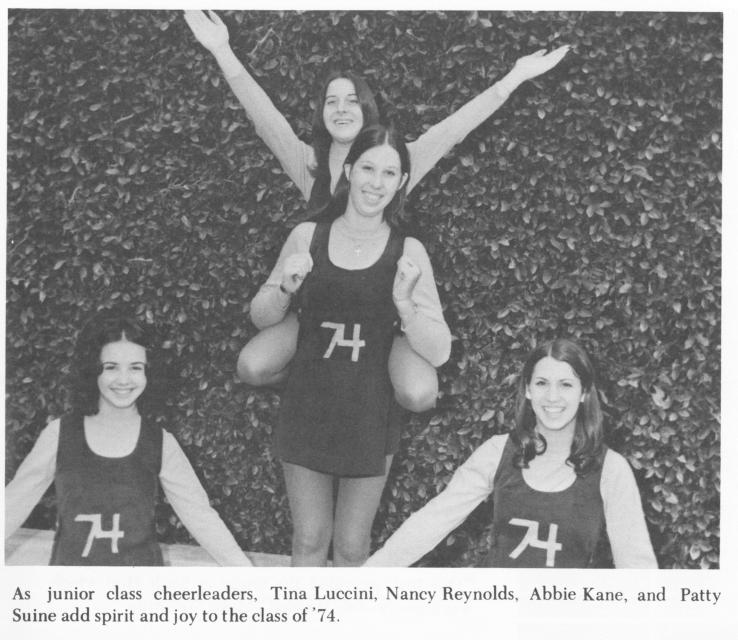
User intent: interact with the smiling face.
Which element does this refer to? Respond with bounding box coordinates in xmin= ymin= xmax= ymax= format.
xmin=97 ymin=340 xmax=147 ymax=413
xmin=344 ymin=143 xmax=407 ymax=219
xmin=323 ymin=78 xmax=364 ymax=144
xmin=525 ymin=356 xmax=585 ymax=436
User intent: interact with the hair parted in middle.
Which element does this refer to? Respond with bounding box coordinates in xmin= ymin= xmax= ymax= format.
xmin=310 ymin=70 xmax=381 ymax=181
xmin=314 ymin=122 xmax=411 ymax=228
xmin=70 ymin=308 xmax=165 ymax=418
xmin=510 ymin=338 xmax=605 ymax=476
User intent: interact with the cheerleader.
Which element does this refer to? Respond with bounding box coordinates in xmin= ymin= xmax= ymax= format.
xmin=184 ymin=10 xmax=568 ymax=412
xmin=365 ymin=339 xmax=657 ymax=568
xmin=251 ymin=124 xmax=451 ymax=565
xmin=5 ymin=311 xmax=252 ymax=566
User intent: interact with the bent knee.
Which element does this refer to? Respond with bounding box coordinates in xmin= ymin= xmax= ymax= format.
xmin=394 ymin=383 xmax=438 ymax=413
xmin=236 ymin=350 xmax=271 ymax=385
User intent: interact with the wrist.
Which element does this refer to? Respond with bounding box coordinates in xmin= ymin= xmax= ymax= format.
xmin=213 ymin=44 xmax=243 ymax=79
xmin=495 ymin=70 xmax=523 ymax=97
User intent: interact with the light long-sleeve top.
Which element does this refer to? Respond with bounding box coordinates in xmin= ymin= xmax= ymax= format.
xmin=250 ymin=221 xmax=451 ymax=367
xmin=365 ymin=434 xmax=657 ymax=568
xmin=222 ymin=63 xmax=511 ymax=200
xmin=5 ymin=419 xmax=252 ymax=566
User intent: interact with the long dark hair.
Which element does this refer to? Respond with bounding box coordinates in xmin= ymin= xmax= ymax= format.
xmin=70 ymin=309 xmax=162 ymax=417
xmin=314 ymin=123 xmax=410 ymax=228
xmin=310 ymin=70 xmax=380 ymax=182
xmin=510 ymin=338 xmax=605 ymax=476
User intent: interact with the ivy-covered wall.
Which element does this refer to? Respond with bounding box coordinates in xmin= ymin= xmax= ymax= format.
xmin=6 ymin=10 xmax=721 ymax=568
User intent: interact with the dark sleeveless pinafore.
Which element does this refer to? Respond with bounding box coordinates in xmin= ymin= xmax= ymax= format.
xmin=482 ymin=437 xmax=607 ymax=568
xmin=50 ymin=413 xmax=163 ymax=566
xmin=277 ymin=221 xmax=404 ymax=477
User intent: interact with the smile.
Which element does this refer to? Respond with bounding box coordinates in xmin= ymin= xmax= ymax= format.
xmin=362 ymin=191 xmax=383 ymax=204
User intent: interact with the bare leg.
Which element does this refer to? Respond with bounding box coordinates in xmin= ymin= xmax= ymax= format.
xmin=389 ymin=335 xmax=438 ymax=412
xmin=237 ymin=312 xmax=299 ymax=386
xmin=282 ymin=462 xmax=334 ymax=566
xmin=332 ymin=456 xmax=393 ymax=567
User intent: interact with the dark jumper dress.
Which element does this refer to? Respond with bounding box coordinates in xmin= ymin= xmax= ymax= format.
xmin=482 ymin=437 xmax=607 ymax=568
xmin=50 ymin=413 xmax=163 ymax=566
xmin=276 ymin=221 xmax=404 ymax=477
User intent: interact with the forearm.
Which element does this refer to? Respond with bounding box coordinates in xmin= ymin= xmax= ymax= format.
xmin=212 ymin=46 xmax=313 ymax=200
xmin=366 ymin=438 xmax=502 ymax=567
xmin=395 ymin=299 xmax=451 ymax=367
xmin=602 ymin=452 xmax=658 ymax=568
xmin=249 ymin=284 xmax=292 ymax=329
xmin=5 ymin=423 xmax=58 ymax=539
xmin=160 ymin=434 xmax=252 ymax=567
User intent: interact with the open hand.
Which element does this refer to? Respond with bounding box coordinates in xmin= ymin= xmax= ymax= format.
xmin=511 ymin=45 xmax=570 ymax=82
xmin=183 ymin=10 xmax=229 ymax=53
xmin=281 ymin=253 xmax=313 ymax=294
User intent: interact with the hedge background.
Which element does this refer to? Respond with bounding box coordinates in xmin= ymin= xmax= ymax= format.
xmin=5 ymin=10 xmax=721 ymax=568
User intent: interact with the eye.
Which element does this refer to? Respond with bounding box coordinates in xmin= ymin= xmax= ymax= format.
xmin=325 ymin=98 xmax=337 ymax=107
xmin=102 ymin=363 xmax=117 ymax=371
xmin=348 ymin=96 xmax=359 ymax=104
xmin=131 ymin=364 xmax=145 ymax=372
xmin=384 ymin=169 xmax=397 ymax=177
xmin=534 ymin=380 xmax=547 ymax=387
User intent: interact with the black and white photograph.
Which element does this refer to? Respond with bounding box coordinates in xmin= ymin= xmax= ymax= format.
xmin=1 ymin=3 xmax=732 ymax=639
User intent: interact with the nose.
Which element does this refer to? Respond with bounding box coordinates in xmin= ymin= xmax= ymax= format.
xmin=371 ymin=171 xmax=382 ymax=189
xmin=545 ymin=385 xmax=560 ymax=401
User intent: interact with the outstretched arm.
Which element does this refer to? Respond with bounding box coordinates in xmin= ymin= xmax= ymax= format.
xmin=184 ymin=10 xmax=314 ymax=200
xmin=407 ymin=45 xmax=570 ymax=192
xmin=159 ymin=431 xmax=253 ymax=566
xmin=5 ymin=421 xmax=58 ymax=540
xmin=365 ymin=435 xmax=506 ymax=567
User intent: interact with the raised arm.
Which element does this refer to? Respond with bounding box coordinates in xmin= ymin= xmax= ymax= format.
xmin=159 ymin=431 xmax=252 ymax=566
xmin=365 ymin=435 xmax=506 ymax=567
xmin=393 ymin=238 xmax=452 ymax=367
xmin=184 ymin=10 xmax=314 ymax=200
xmin=406 ymin=45 xmax=570 ymax=192
xmin=5 ymin=420 xmax=58 ymax=540
xmin=600 ymin=450 xmax=658 ymax=569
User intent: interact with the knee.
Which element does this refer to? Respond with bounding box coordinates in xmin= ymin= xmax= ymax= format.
xmin=394 ymin=381 xmax=438 ymax=413
xmin=236 ymin=347 xmax=269 ymax=385
xmin=332 ymin=530 xmax=371 ymax=566
xmin=292 ymin=523 xmax=332 ymax=559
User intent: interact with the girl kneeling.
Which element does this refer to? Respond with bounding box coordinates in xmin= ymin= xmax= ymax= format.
xmin=5 ymin=311 xmax=252 ymax=566
xmin=365 ymin=339 xmax=656 ymax=568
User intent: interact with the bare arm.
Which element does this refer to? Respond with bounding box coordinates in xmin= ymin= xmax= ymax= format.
xmin=184 ymin=10 xmax=314 ymax=200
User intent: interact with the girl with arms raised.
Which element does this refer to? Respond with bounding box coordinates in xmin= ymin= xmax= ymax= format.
xmin=185 ymin=10 xmax=568 ymax=412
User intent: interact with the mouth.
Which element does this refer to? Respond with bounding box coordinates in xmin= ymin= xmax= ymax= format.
xmin=333 ymin=118 xmax=354 ymax=126
xmin=361 ymin=190 xmax=383 ymax=205
xmin=541 ymin=406 xmax=566 ymax=416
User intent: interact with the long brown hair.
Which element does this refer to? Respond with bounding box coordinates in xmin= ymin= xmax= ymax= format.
xmin=510 ymin=338 xmax=605 ymax=476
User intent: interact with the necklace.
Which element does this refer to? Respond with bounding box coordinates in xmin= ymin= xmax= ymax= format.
xmin=335 ymin=217 xmax=387 ymax=255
